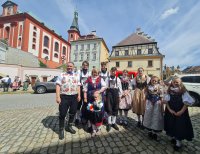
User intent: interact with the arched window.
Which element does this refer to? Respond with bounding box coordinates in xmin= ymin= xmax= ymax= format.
xmin=19 ymin=25 xmax=22 ymax=36
xmin=70 ymin=34 xmax=73 ymax=39
xmin=32 ymin=44 xmax=36 ymax=50
xmin=62 ymin=46 xmax=66 ymax=55
xmin=33 ymin=38 xmax=36 ymax=43
xmin=5 ymin=26 xmax=10 ymax=39
xmin=33 ymin=26 xmax=37 ymax=31
xmin=54 ymin=53 xmax=58 ymax=58
xmin=43 ymin=36 xmax=49 ymax=48
xmin=18 ymin=38 xmax=21 ymax=47
xmin=33 ymin=32 xmax=36 ymax=37
xmin=43 ymin=49 xmax=49 ymax=54
xmin=54 ymin=42 xmax=59 ymax=52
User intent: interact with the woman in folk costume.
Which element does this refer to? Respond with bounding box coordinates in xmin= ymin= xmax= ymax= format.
xmin=105 ymin=67 xmax=122 ymax=132
xmin=87 ymin=91 xmax=104 ymax=137
xmin=83 ymin=68 xmax=106 ymax=131
xmin=118 ymin=69 xmax=132 ymax=126
xmin=132 ymin=67 xmax=150 ymax=128
xmin=164 ymin=77 xmax=194 ymax=151
xmin=143 ymin=76 xmax=164 ymax=141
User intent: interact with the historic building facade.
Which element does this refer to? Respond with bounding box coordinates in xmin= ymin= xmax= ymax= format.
xmin=109 ymin=28 xmax=165 ymax=78
xmin=68 ymin=12 xmax=109 ymax=71
xmin=0 ymin=0 xmax=70 ymax=68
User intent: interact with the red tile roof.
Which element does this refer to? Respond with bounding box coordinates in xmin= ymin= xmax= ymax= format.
xmin=115 ymin=32 xmax=155 ymax=47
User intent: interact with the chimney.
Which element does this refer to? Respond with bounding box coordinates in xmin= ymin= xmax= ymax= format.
xmin=91 ymin=30 xmax=96 ymax=36
xmin=136 ymin=27 xmax=141 ymax=34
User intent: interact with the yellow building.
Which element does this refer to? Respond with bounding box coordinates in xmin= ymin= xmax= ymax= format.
xmin=109 ymin=28 xmax=165 ymax=78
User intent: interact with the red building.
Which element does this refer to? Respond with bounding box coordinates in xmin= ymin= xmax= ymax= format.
xmin=0 ymin=0 xmax=72 ymax=68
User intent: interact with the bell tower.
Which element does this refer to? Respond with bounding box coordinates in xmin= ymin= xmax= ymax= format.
xmin=68 ymin=10 xmax=81 ymax=42
xmin=2 ymin=0 xmax=18 ymax=16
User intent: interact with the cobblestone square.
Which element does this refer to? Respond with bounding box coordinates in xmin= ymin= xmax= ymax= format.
xmin=0 ymin=94 xmax=200 ymax=154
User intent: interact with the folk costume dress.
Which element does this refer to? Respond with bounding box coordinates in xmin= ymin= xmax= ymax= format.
xmin=87 ymin=100 xmax=104 ymax=127
xmin=83 ymin=76 xmax=106 ymax=120
xmin=132 ymin=75 xmax=150 ymax=115
xmin=143 ymin=84 xmax=164 ymax=131
xmin=119 ymin=76 xmax=132 ymax=110
xmin=164 ymin=87 xmax=194 ymax=141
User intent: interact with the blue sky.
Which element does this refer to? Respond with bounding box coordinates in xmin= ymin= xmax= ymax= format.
xmin=2 ymin=0 xmax=200 ymax=68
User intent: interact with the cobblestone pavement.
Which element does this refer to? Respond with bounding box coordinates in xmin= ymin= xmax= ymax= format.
xmin=0 ymin=94 xmax=200 ymax=154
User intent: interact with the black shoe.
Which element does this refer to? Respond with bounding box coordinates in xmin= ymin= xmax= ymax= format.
xmin=140 ymin=124 xmax=144 ymax=130
xmin=65 ymin=124 xmax=76 ymax=134
xmin=87 ymin=126 xmax=93 ymax=133
xmin=148 ymin=132 xmax=153 ymax=139
xmin=171 ymin=139 xmax=176 ymax=145
xmin=137 ymin=121 xmax=141 ymax=127
xmin=59 ymin=129 xmax=64 ymax=140
xmin=112 ymin=124 xmax=119 ymax=131
xmin=106 ymin=124 xmax=111 ymax=132
xmin=173 ymin=145 xmax=181 ymax=151
xmin=152 ymin=133 xmax=158 ymax=141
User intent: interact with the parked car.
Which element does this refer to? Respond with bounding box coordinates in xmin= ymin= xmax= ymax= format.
xmin=32 ymin=76 xmax=58 ymax=94
xmin=116 ymin=70 xmax=137 ymax=79
xmin=164 ymin=74 xmax=200 ymax=106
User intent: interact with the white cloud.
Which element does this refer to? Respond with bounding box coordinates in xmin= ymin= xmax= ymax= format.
xmin=160 ymin=6 xmax=179 ymax=20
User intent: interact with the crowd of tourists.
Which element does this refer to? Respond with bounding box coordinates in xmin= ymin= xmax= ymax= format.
xmin=55 ymin=61 xmax=195 ymax=151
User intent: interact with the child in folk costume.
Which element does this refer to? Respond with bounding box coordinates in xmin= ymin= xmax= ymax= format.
xmin=164 ymin=77 xmax=194 ymax=151
xmin=83 ymin=68 xmax=106 ymax=131
xmin=143 ymin=76 xmax=164 ymax=141
xmin=87 ymin=91 xmax=104 ymax=137
xmin=118 ymin=70 xmax=132 ymax=126
xmin=105 ymin=67 xmax=122 ymax=132
xmin=132 ymin=67 xmax=150 ymax=128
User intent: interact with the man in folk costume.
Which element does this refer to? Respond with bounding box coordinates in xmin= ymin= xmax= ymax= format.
xmin=75 ymin=61 xmax=91 ymax=126
xmin=105 ymin=67 xmax=122 ymax=132
xmin=56 ymin=62 xmax=81 ymax=140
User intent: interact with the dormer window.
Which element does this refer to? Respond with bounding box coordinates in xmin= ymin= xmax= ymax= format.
xmin=115 ymin=51 xmax=119 ymax=56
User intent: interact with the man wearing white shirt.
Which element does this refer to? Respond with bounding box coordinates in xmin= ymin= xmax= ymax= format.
xmin=1 ymin=75 xmax=11 ymax=92
xmin=56 ymin=62 xmax=81 ymax=140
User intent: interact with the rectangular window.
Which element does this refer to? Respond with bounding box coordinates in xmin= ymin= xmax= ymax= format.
xmin=75 ymin=45 xmax=78 ymax=51
xmin=115 ymin=51 xmax=119 ymax=56
xmin=80 ymin=53 xmax=84 ymax=61
xmin=86 ymin=53 xmax=90 ymax=61
xmin=116 ymin=62 xmax=120 ymax=67
xmin=125 ymin=50 xmax=129 ymax=56
xmin=148 ymin=48 xmax=153 ymax=54
xmin=137 ymin=49 xmax=141 ymax=55
xmin=148 ymin=60 xmax=153 ymax=67
xmin=87 ymin=44 xmax=90 ymax=50
xmin=128 ymin=61 xmax=132 ymax=67
xmin=74 ymin=53 xmax=78 ymax=62
xmin=92 ymin=53 xmax=97 ymax=60
xmin=94 ymin=43 xmax=96 ymax=49
xmin=81 ymin=44 xmax=84 ymax=51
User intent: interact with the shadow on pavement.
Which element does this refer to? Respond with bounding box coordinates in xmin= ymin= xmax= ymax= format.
xmin=25 ymin=110 xmax=200 ymax=154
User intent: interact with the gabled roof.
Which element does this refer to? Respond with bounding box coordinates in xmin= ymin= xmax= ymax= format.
xmin=114 ymin=32 xmax=155 ymax=47
xmin=2 ymin=0 xmax=18 ymax=7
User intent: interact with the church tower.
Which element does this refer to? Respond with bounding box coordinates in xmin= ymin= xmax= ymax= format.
xmin=2 ymin=0 xmax=18 ymax=16
xmin=68 ymin=11 xmax=81 ymax=42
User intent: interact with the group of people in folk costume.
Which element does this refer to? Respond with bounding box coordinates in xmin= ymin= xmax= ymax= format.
xmin=56 ymin=61 xmax=195 ymax=151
